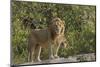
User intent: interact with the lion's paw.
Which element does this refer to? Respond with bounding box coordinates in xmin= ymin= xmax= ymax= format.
xmin=54 ymin=55 xmax=59 ymax=58
xmin=50 ymin=55 xmax=54 ymax=59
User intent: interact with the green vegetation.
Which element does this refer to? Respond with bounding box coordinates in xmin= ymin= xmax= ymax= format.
xmin=11 ymin=1 xmax=96 ymax=64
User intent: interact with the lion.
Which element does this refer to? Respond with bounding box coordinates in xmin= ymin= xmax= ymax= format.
xmin=28 ymin=17 xmax=66 ymax=62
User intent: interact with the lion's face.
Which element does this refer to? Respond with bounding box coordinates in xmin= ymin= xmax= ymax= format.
xmin=52 ymin=22 xmax=62 ymax=35
xmin=50 ymin=18 xmax=65 ymax=35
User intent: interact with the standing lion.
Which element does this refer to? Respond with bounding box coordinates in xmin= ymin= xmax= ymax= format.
xmin=28 ymin=17 xmax=66 ymax=62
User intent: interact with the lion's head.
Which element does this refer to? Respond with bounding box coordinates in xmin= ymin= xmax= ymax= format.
xmin=49 ymin=17 xmax=65 ymax=40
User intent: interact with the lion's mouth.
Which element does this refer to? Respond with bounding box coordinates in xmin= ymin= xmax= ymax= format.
xmin=54 ymin=30 xmax=60 ymax=35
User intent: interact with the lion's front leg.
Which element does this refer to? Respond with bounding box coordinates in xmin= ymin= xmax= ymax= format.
xmin=54 ymin=44 xmax=60 ymax=58
xmin=49 ymin=44 xmax=54 ymax=59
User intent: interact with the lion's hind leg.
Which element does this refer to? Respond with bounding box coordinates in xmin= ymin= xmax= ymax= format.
xmin=28 ymin=47 xmax=35 ymax=62
xmin=34 ymin=44 xmax=42 ymax=62
xmin=28 ymin=50 xmax=31 ymax=62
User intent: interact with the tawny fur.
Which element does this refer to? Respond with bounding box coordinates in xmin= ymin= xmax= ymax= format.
xmin=28 ymin=17 xmax=66 ymax=62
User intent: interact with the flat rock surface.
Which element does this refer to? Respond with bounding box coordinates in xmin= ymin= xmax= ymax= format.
xmin=18 ymin=53 xmax=95 ymax=66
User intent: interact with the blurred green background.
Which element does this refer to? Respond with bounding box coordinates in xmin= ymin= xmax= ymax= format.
xmin=11 ymin=1 xmax=96 ymax=64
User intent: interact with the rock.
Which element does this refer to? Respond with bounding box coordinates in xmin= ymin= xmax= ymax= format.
xmin=18 ymin=53 xmax=96 ymax=66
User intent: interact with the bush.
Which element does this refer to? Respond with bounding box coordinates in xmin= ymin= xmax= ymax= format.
xmin=11 ymin=1 xmax=96 ymax=64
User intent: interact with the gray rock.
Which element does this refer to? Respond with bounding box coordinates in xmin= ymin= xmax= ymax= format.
xmin=19 ymin=53 xmax=96 ymax=65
